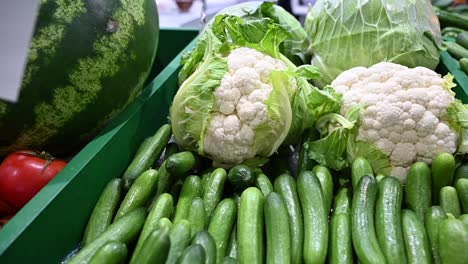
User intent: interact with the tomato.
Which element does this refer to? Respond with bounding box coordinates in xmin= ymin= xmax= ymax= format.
xmin=0 ymin=151 xmax=68 ymax=209
xmin=0 ymin=198 xmax=16 ymax=216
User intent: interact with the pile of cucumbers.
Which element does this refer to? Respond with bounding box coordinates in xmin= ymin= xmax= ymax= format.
xmin=65 ymin=124 xmax=468 ymax=264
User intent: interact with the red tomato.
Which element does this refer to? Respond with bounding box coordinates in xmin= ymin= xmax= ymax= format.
xmin=0 ymin=151 xmax=68 ymax=209
xmin=0 ymin=198 xmax=16 ymax=216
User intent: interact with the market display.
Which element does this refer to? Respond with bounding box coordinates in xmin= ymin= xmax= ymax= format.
xmin=1 ymin=0 xmax=468 ymax=263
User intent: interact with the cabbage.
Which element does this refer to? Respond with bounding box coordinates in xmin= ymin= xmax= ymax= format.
xmin=305 ymin=0 xmax=442 ymax=87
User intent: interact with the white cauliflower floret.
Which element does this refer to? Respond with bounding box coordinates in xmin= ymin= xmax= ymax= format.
xmin=204 ymin=47 xmax=287 ymax=164
xmin=332 ymin=62 xmax=458 ymax=180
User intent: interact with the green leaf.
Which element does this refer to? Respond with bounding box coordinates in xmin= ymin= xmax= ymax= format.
xmin=447 ymin=99 xmax=468 ymax=154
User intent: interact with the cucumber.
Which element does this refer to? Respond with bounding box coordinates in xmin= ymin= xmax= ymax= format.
xmin=460 ymin=58 xmax=468 ymax=74
xmin=114 ymin=169 xmax=158 ymax=221
xmin=178 ymin=244 xmax=206 ymax=264
xmin=441 ymin=26 xmax=464 ymax=36
xmin=83 ymin=178 xmax=123 ymax=246
xmin=312 ymin=165 xmax=334 ymax=215
xmin=132 ymin=193 xmax=173 ymax=261
xmin=166 ymin=220 xmax=192 ymax=264
xmin=223 ymin=257 xmax=237 ymax=264
xmin=208 ymin=198 xmax=238 ymax=264
xmin=165 ymin=151 xmax=200 ymax=179
xmin=375 ymin=177 xmax=406 ymax=264
xmin=440 ymin=186 xmax=462 ymax=217
xmin=264 ymin=192 xmax=291 ymax=264
xmin=226 ymin=225 xmax=237 ymax=259
xmin=457 ymin=31 xmax=468 ymax=49
xmin=401 ymin=209 xmax=432 ymax=264
xmin=432 ymin=152 xmax=456 ymax=204
xmin=438 ymin=216 xmax=468 ymax=264
xmin=88 ymin=241 xmax=127 ymax=264
xmin=329 ymin=213 xmax=353 ymax=264
xmin=203 ymin=168 xmax=227 ymax=224
xmin=297 ymin=129 xmax=319 ymax=175
xmin=157 ymin=217 xmax=173 ymax=231
xmin=172 ymin=175 xmax=202 ymax=223
xmin=123 ymin=124 xmax=171 ymax=189
xmin=445 ymin=41 xmax=468 ymax=60
xmin=129 ymin=228 xmax=171 ymax=264
xmin=154 ymin=144 xmax=180 ymax=198
xmin=405 ymin=162 xmax=432 ymax=222
xmin=68 ymin=208 xmax=147 ymax=264
xmin=453 ymin=163 xmax=468 ymax=184
xmin=169 ymin=179 xmax=183 ymax=202
xmin=333 ymin=187 xmax=351 ymax=216
xmin=192 ymin=230 xmax=217 ymax=264
xmin=351 ymin=176 xmax=385 ymax=264
xmin=352 ymin=157 xmax=374 ymax=190
xmin=255 ymin=172 xmax=273 ymax=197
xmin=297 ymin=171 xmax=328 ymax=264
xmin=187 ymin=197 xmax=206 ymax=237
xmin=273 ymin=173 xmax=304 ymax=264
xmin=435 ymin=8 xmax=468 ymax=31
xmin=425 ymin=206 xmax=447 ymax=264
xmin=237 ymin=187 xmax=264 ymax=264
xmin=228 ymin=165 xmax=256 ymax=191
xmin=456 ymin=178 xmax=468 ymax=213
xmin=201 ymin=168 xmax=214 ymax=189
xmin=159 ymin=142 xmax=179 ymax=165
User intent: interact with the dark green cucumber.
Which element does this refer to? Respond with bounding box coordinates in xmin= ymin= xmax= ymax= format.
xmin=297 ymin=171 xmax=328 ymax=264
xmin=88 ymin=241 xmax=127 ymax=264
xmin=312 ymin=165 xmax=334 ymax=215
xmin=208 ymin=198 xmax=237 ymax=264
xmin=440 ymin=186 xmax=462 ymax=217
xmin=441 ymin=26 xmax=464 ymax=36
xmin=445 ymin=41 xmax=468 ymax=60
xmin=123 ymin=124 xmax=171 ymax=189
xmin=351 ymin=176 xmax=385 ymax=264
xmin=435 ymin=8 xmax=468 ymax=31
xmin=157 ymin=217 xmax=173 ymax=231
xmin=187 ymin=197 xmax=206 ymax=238
xmin=172 ymin=175 xmax=202 ymax=223
xmin=226 ymin=225 xmax=237 ymax=259
xmin=255 ymin=172 xmax=274 ymax=197
xmin=352 ymin=157 xmax=374 ymax=190
xmin=135 ymin=136 xmax=152 ymax=159
xmin=129 ymin=228 xmax=171 ymax=264
xmin=457 ymin=178 xmax=468 ymax=214
xmin=237 ymin=187 xmax=264 ymax=264
xmin=154 ymin=144 xmax=180 ymax=198
xmin=203 ymin=168 xmax=227 ymax=224
xmin=405 ymin=162 xmax=432 ymax=222
xmin=178 ymin=244 xmax=206 ymax=264
xmin=228 ymin=165 xmax=256 ymax=191
xmin=333 ymin=187 xmax=351 ymax=216
xmin=453 ymin=163 xmax=468 ymax=184
xmin=273 ymin=173 xmax=304 ymax=264
xmin=425 ymin=206 xmax=447 ymax=264
xmin=438 ymin=216 xmax=468 ymax=264
xmin=457 ymin=31 xmax=468 ymax=49
xmin=460 ymin=58 xmax=468 ymax=74
xmin=264 ymin=192 xmax=291 ymax=264
xmin=401 ymin=209 xmax=432 ymax=264
xmin=83 ymin=178 xmax=123 ymax=246
xmin=376 ymin=177 xmax=406 ymax=264
xmin=192 ymin=230 xmax=217 ymax=264
xmin=165 ymin=151 xmax=200 ymax=179
xmin=329 ymin=213 xmax=352 ymax=264
xmin=432 ymin=152 xmax=456 ymax=204
xmin=166 ymin=220 xmax=192 ymax=264
xmin=68 ymin=208 xmax=147 ymax=264
xmin=169 ymin=179 xmax=184 ymax=202
xmin=114 ymin=169 xmax=158 ymax=221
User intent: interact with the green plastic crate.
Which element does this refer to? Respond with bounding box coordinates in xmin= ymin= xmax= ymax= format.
xmin=0 ymin=28 xmax=198 ymax=263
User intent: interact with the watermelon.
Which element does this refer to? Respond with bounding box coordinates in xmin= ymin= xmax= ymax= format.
xmin=0 ymin=0 xmax=159 ymax=156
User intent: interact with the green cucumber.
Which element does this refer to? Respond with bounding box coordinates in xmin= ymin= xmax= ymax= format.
xmin=312 ymin=165 xmax=334 ymax=215
xmin=166 ymin=220 xmax=192 ymax=264
xmin=172 ymin=175 xmax=202 ymax=223
xmin=333 ymin=187 xmax=351 ymax=216
xmin=187 ymin=197 xmax=206 ymax=237
xmin=454 ymin=163 xmax=468 ymax=184
xmin=457 ymin=178 xmax=468 ymax=213
xmin=192 ymin=230 xmax=217 ymax=264
xmin=351 ymin=176 xmax=385 ymax=264
xmin=177 ymin=244 xmax=206 ymax=264
xmin=129 ymin=228 xmax=171 ymax=264
xmin=226 ymin=225 xmax=237 ymax=259
xmin=432 ymin=152 xmax=456 ymax=204
xmin=123 ymin=124 xmax=171 ymax=189
xmin=401 ymin=209 xmax=432 ymax=264
xmin=435 ymin=8 xmax=468 ymax=31
xmin=165 ymin=151 xmax=200 ymax=179
xmin=297 ymin=171 xmax=328 ymax=264
xmin=457 ymin=32 xmax=468 ymax=50
xmin=273 ymin=173 xmax=304 ymax=264
xmin=228 ymin=165 xmax=256 ymax=191
xmin=203 ymin=168 xmax=227 ymax=224
xmin=154 ymin=144 xmax=180 ymax=198
xmin=68 ymin=208 xmax=147 ymax=264
xmin=425 ymin=206 xmax=447 ymax=264
xmin=157 ymin=217 xmax=173 ymax=231
xmin=446 ymin=41 xmax=468 ymax=60
xmin=88 ymin=241 xmax=127 ymax=264
xmin=405 ymin=162 xmax=432 ymax=223
xmin=460 ymin=58 xmax=468 ymax=74
xmin=440 ymin=186 xmax=462 ymax=217
xmin=201 ymin=168 xmax=215 ymax=189
xmin=208 ymin=198 xmax=237 ymax=264
xmin=222 ymin=257 xmax=237 ymax=264
xmin=264 ymin=192 xmax=291 ymax=264
xmin=169 ymin=179 xmax=183 ymax=202
xmin=352 ymin=157 xmax=374 ymax=190
xmin=329 ymin=213 xmax=352 ymax=264
xmin=114 ymin=169 xmax=158 ymax=221
xmin=83 ymin=178 xmax=123 ymax=246
xmin=376 ymin=177 xmax=406 ymax=264
xmin=237 ymin=187 xmax=264 ymax=264
xmin=438 ymin=216 xmax=468 ymax=264
xmin=255 ymin=172 xmax=273 ymax=197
